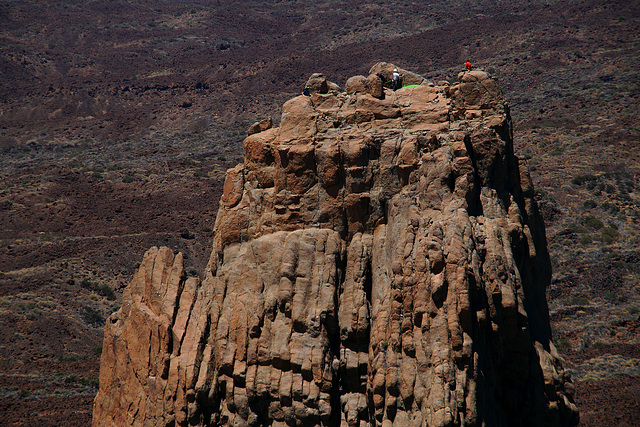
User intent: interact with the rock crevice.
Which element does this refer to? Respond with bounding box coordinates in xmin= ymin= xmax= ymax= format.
xmin=93 ymin=65 xmax=578 ymax=426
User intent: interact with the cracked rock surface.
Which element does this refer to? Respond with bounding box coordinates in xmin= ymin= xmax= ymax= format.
xmin=93 ymin=65 xmax=579 ymax=426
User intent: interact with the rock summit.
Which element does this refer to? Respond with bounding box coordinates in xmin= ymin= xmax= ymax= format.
xmin=93 ymin=64 xmax=579 ymax=426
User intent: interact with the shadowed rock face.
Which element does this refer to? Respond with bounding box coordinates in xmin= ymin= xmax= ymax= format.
xmin=93 ymin=65 xmax=579 ymax=427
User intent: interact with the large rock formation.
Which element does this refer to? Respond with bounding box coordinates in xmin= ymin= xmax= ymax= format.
xmin=93 ymin=65 xmax=579 ymax=426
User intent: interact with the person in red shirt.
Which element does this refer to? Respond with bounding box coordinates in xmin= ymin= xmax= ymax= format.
xmin=465 ymin=60 xmax=472 ymax=71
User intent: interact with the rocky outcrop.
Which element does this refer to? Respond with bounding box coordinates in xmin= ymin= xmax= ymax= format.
xmin=93 ymin=64 xmax=579 ymax=426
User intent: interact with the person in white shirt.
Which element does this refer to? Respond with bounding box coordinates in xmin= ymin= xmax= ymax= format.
xmin=392 ymin=69 xmax=400 ymax=91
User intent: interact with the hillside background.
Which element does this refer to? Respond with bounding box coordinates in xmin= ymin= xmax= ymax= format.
xmin=0 ymin=0 xmax=638 ymax=425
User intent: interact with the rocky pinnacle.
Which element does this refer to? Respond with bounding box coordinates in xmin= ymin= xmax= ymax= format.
xmin=93 ymin=63 xmax=579 ymax=426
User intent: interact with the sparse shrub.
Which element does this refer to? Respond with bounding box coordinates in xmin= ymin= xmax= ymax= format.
xmin=606 ymin=251 xmax=620 ymax=259
xmin=572 ymin=174 xmax=597 ymax=186
xmin=179 ymin=228 xmax=194 ymax=239
xmin=25 ymin=307 xmax=43 ymax=320
xmin=549 ymin=147 xmax=564 ymax=156
xmin=583 ymin=199 xmax=597 ymax=209
xmin=65 ymin=374 xmax=81 ymax=384
xmin=194 ymin=171 xmax=209 ymax=178
xmin=583 ymin=215 xmax=604 ymax=230
xmin=95 ymin=283 xmax=116 ymax=300
xmin=571 ymin=223 xmax=587 ymax=234
xmin=555 ymin=336 xmax=571 ymax=352
xmin=201 ymin=226 xmax=212 ymax=233
xmin=78 ymin=279 xmax=116 ymax=300
xmin=601 ymin=227 xmax=619 ymax=244
xmin=58 ymin=353 xmax=82 ymax=363
xmin=81 ymin=305 xmax=105 ymax=327
xmin=64 ymin=374 xmax=99 ymax=388
xmin=14 ymin=302 xmax=36 ymax=311
xmin=579 ymin=235 xmax=592 ymax=245
xmin=579 ymin=336 xmax=592 ymax=350
xmin=564 ymin=296 xmax=589 ymax=306
xmin=122 ymin=175 xmax=136 ymax=183
xmin=185 ymin=267 xmax=199 ymax=277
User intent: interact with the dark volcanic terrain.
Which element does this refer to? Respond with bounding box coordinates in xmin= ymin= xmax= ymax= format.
xmin=1 ymin=0 xmax=638 ymax=425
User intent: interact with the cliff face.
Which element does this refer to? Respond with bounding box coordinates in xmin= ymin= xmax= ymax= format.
xmin=93 ymin=64 xmax=579 ymax=426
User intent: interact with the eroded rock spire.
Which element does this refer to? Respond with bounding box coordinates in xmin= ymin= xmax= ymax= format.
xmin=93 ymin=63 xmax=579 ymax=426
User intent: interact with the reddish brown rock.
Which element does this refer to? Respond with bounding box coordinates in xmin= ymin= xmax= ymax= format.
xmin=94 ymin=64 xmax=579 ymax=426
xmin=345 ymin=74 xmax=384 ymax=99
xmin=304 ymin=73 xmax=341 ymax=95
xmin=247 ymin=117 xmax=272 ymax=136
xmin=369 ymin=62 xmax=427 ymax=88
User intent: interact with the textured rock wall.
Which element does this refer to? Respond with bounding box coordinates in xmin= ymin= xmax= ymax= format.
xmin=93 ymin=66 xmax=579 ymax=426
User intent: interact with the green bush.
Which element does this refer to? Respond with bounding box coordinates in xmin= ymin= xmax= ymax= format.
xmin=583 ymin=199 xmax=597 ymax=209
xmin=96 ymin=284 xmax=116 ymax=300
xmin=572 ymin=174 xmax=597 ymax=185
xmin=564 ymin=296 xmax=589 ymax=306
xmin=81 ymin=306 xmax=105 ymax=327
xmin=179 ymin=228 xmax=194 ymax=239
xmin=601 ymin=227 xmax=619 ymax=243
xmin=583 ymin=215 xmax=604 ymax=230
xmin=79 ymin=279 xmax=116 ymax=300
xmin=571 ymin=223 xmax=587 ymax=233
xmin=579 ymin=235 xmax=593 ymax=245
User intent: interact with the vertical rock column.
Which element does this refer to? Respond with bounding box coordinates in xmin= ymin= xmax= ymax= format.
xmin=93 ymin=67 xmax=578 ymax=427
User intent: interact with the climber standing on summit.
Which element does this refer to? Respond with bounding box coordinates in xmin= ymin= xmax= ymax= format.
xmin=392 ymin=68 xmax=400 ymax=91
